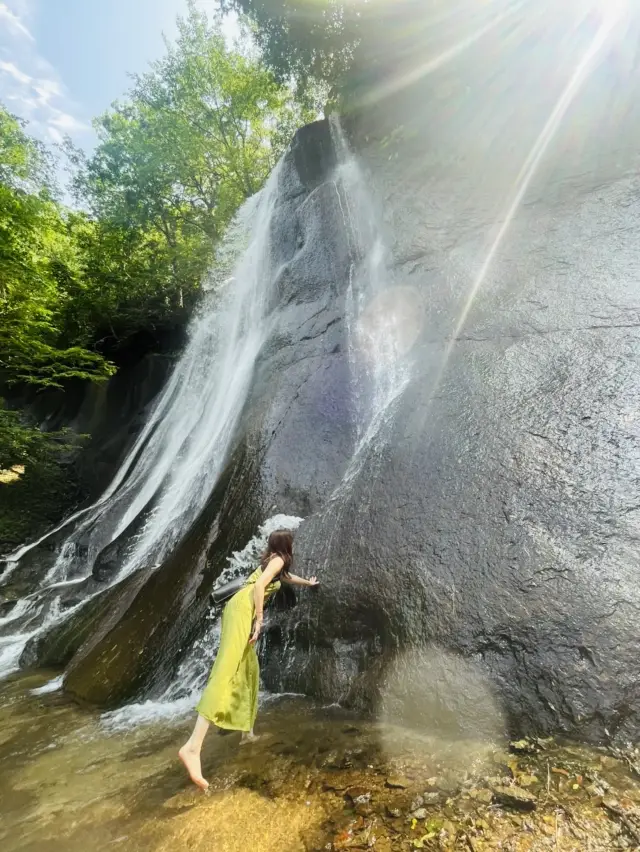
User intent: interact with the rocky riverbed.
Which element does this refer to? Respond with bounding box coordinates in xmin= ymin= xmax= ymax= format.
xmin=2 ymin=672 xmax=640 ymax=851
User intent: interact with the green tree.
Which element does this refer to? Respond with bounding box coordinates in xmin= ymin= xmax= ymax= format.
xmin=72 ymin=1 xmax=316 ymax=348
xmin=0 ymin=5 xmax=320 ymax=549
xmin=218 ymin=0 xmax=484 ymax=101
xmin=220 ymin=0 xmax=360 ymax=88
xmin=0 ymin=107 xmax=114 ymax=388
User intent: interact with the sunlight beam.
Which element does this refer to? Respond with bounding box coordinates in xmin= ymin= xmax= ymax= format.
xmin=429 ymin=5 xmax=627 ymax=402
xmin=358 ymin=1 xmax=524 ymax=108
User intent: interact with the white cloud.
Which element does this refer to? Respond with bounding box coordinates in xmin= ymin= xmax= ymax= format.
xmin=49 ymin=110 xmax=86 ymax=132
xmin=33 ymin=78 xmax=62 ymax=104
xmin=0 ymin=2 xmax=34 ymax=42
xmin=0 ymin=0 xmax=90 ymax=149
xmin=0 ymin=59 xmax=32 ymax=86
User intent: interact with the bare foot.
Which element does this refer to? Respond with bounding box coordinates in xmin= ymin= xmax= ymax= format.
xmin=178 ymin=745 xmax=209 ymax=790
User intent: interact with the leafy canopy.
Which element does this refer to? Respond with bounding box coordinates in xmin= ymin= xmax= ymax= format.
xmin=0 ymin=3 xmax=317 ymax=547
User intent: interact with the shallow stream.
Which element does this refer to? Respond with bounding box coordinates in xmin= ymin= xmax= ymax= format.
xmin=2 ymin=672 xmax=640 ymax=851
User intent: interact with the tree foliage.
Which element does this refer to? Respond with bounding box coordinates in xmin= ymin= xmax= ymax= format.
xmin=0 ymin=2 xmax=316 ymax=548
xmin=68 ymin=1 xmax=316 ymax=349
xmin=1 ymin=3 xmax=315 ymax=382
xmin=220 ymin=0 xmax=360 ymax=87
xmin=0 ymin=110 xmax=115 ymax=389
xmin=0 ymin=402 xmax=73 ymax=472
xmin=220 ymin=0 xmax=480 ymax=100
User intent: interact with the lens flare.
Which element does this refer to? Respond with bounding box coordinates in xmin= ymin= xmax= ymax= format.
xmin=376 ymin=646 xmax=506 ymax=768
xmin=356 ymin=284 xmax=424 ymax=362
xmin=420 ymin=0 xmax=631 ymax=419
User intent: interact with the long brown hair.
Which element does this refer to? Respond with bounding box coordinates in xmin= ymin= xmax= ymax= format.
xmin=260 ymin=529 xmax=294 ymax=577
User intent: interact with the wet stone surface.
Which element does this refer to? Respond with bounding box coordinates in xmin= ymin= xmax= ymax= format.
xmin=2 ymin=675 xmax=640 ymax=851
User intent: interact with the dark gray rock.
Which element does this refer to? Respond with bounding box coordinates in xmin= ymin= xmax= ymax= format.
xmin=19 ymin=584 xmax=121 ymax=669
xmin=0 ymin=352 xmax=174 ymax=588
xmin=492 ymin=786 xmax=537 ymax=811
xmin=20 ymin=351 xmax=175 ymax=500
xmin=259 ymin=56 xmax=640 ymax=744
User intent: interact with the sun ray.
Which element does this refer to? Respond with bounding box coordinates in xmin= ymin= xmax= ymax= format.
xmin=425 ymin=4 xmax=627 ymax=410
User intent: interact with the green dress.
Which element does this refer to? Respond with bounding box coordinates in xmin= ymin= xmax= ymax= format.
xmin=196 ymin=566 xmax=280 ymax=732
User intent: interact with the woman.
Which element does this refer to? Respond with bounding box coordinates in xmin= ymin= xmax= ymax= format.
xmin=179 ymin=529 xmax=318 ymax=790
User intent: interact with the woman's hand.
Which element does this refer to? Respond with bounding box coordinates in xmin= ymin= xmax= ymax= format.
xmin=249 ymin=617 xmax=263 ymax=645
xmin=286 ymin=572 xmax=320 ymax=587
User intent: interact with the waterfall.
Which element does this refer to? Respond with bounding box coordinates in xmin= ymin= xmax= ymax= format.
xmin=0 ymin=118 xmax=422 ymax=721
xmin=283 ymin=116 xmax=423 ymax=603
xmin=94 ymin=122 xmax=419 ymax=729
xmin=97 ymin=121 xmax=423 ymax=728
xmin=0 ymin=161 xmax=285 ymax=680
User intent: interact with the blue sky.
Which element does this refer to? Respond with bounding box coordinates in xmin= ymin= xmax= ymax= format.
xmin=0 ymin=0 xmax=236 ymax=150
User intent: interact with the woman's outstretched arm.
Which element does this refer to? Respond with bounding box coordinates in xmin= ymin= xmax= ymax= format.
xmin=285 ymin=573 xmax=319 ymax=587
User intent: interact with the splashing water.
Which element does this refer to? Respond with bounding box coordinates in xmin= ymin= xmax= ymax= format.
xmin=100 ymin=514 xmax=303 ymax=731
xmin=0 ymin=162 xmax=286 ymax=680
xmin=30 ymin=674 xmax=64 ymax=696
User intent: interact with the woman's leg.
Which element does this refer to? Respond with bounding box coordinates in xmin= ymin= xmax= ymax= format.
xmin=240 ymin=728 xmax=257 ymax=744
xmin=179 ymin=714 xmax=210 ymax=790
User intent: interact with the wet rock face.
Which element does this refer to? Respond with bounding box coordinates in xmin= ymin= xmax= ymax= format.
xmin=246 ymin=123 xmax=355 ymax=517
xmin=261 ymin=98 xmax=640 ymax=741
xmin=20 ymin=351 xmax=176 ymax=500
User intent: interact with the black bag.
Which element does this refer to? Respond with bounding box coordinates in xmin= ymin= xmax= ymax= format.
xmin=208 ymin=571 xmax=300 ymax=611
xmin=209 ymin=576 xmax=245 ymax=607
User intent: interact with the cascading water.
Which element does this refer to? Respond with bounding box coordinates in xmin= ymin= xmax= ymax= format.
xmin=0 ymin=161 xmax=285 ymax=679
xmin=1 ymin=119 xmax=422 ymax=725
xmin=295 ymin=118 xmax=423 ymax=593
xmin=330 ymin=117 xmax=422 ymax=489
xmin=260 ymin=121 xmax=425 ymax=700
xmin=100 ymin=123 xmax=423 ymax=730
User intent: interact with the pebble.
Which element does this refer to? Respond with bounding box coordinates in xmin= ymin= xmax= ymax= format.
xmin=385 ymin=775 xmax=410 ymax=789
xmin=510 ymin=739 xmax=537 ymax=754
xmin=492 ymin=785 xmax=538 ymax=811
xmin=601 ymin=756 xmax=623 ymax=771
xmin=321 ymin=751 xmax=342 ymax=769
xmin=471 ymin=788 xmax=493 ymax=805
xmin=345 ymin=786 xmax=371 ymax=805
xmin=410 ymin=807 xmax=428 ymax=820
xmin=436 ymin=772 xmax=460 ymax=794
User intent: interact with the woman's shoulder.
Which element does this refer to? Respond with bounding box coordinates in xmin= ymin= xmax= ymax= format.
xmin=264 ymin=554 xmax=285 ymax=574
